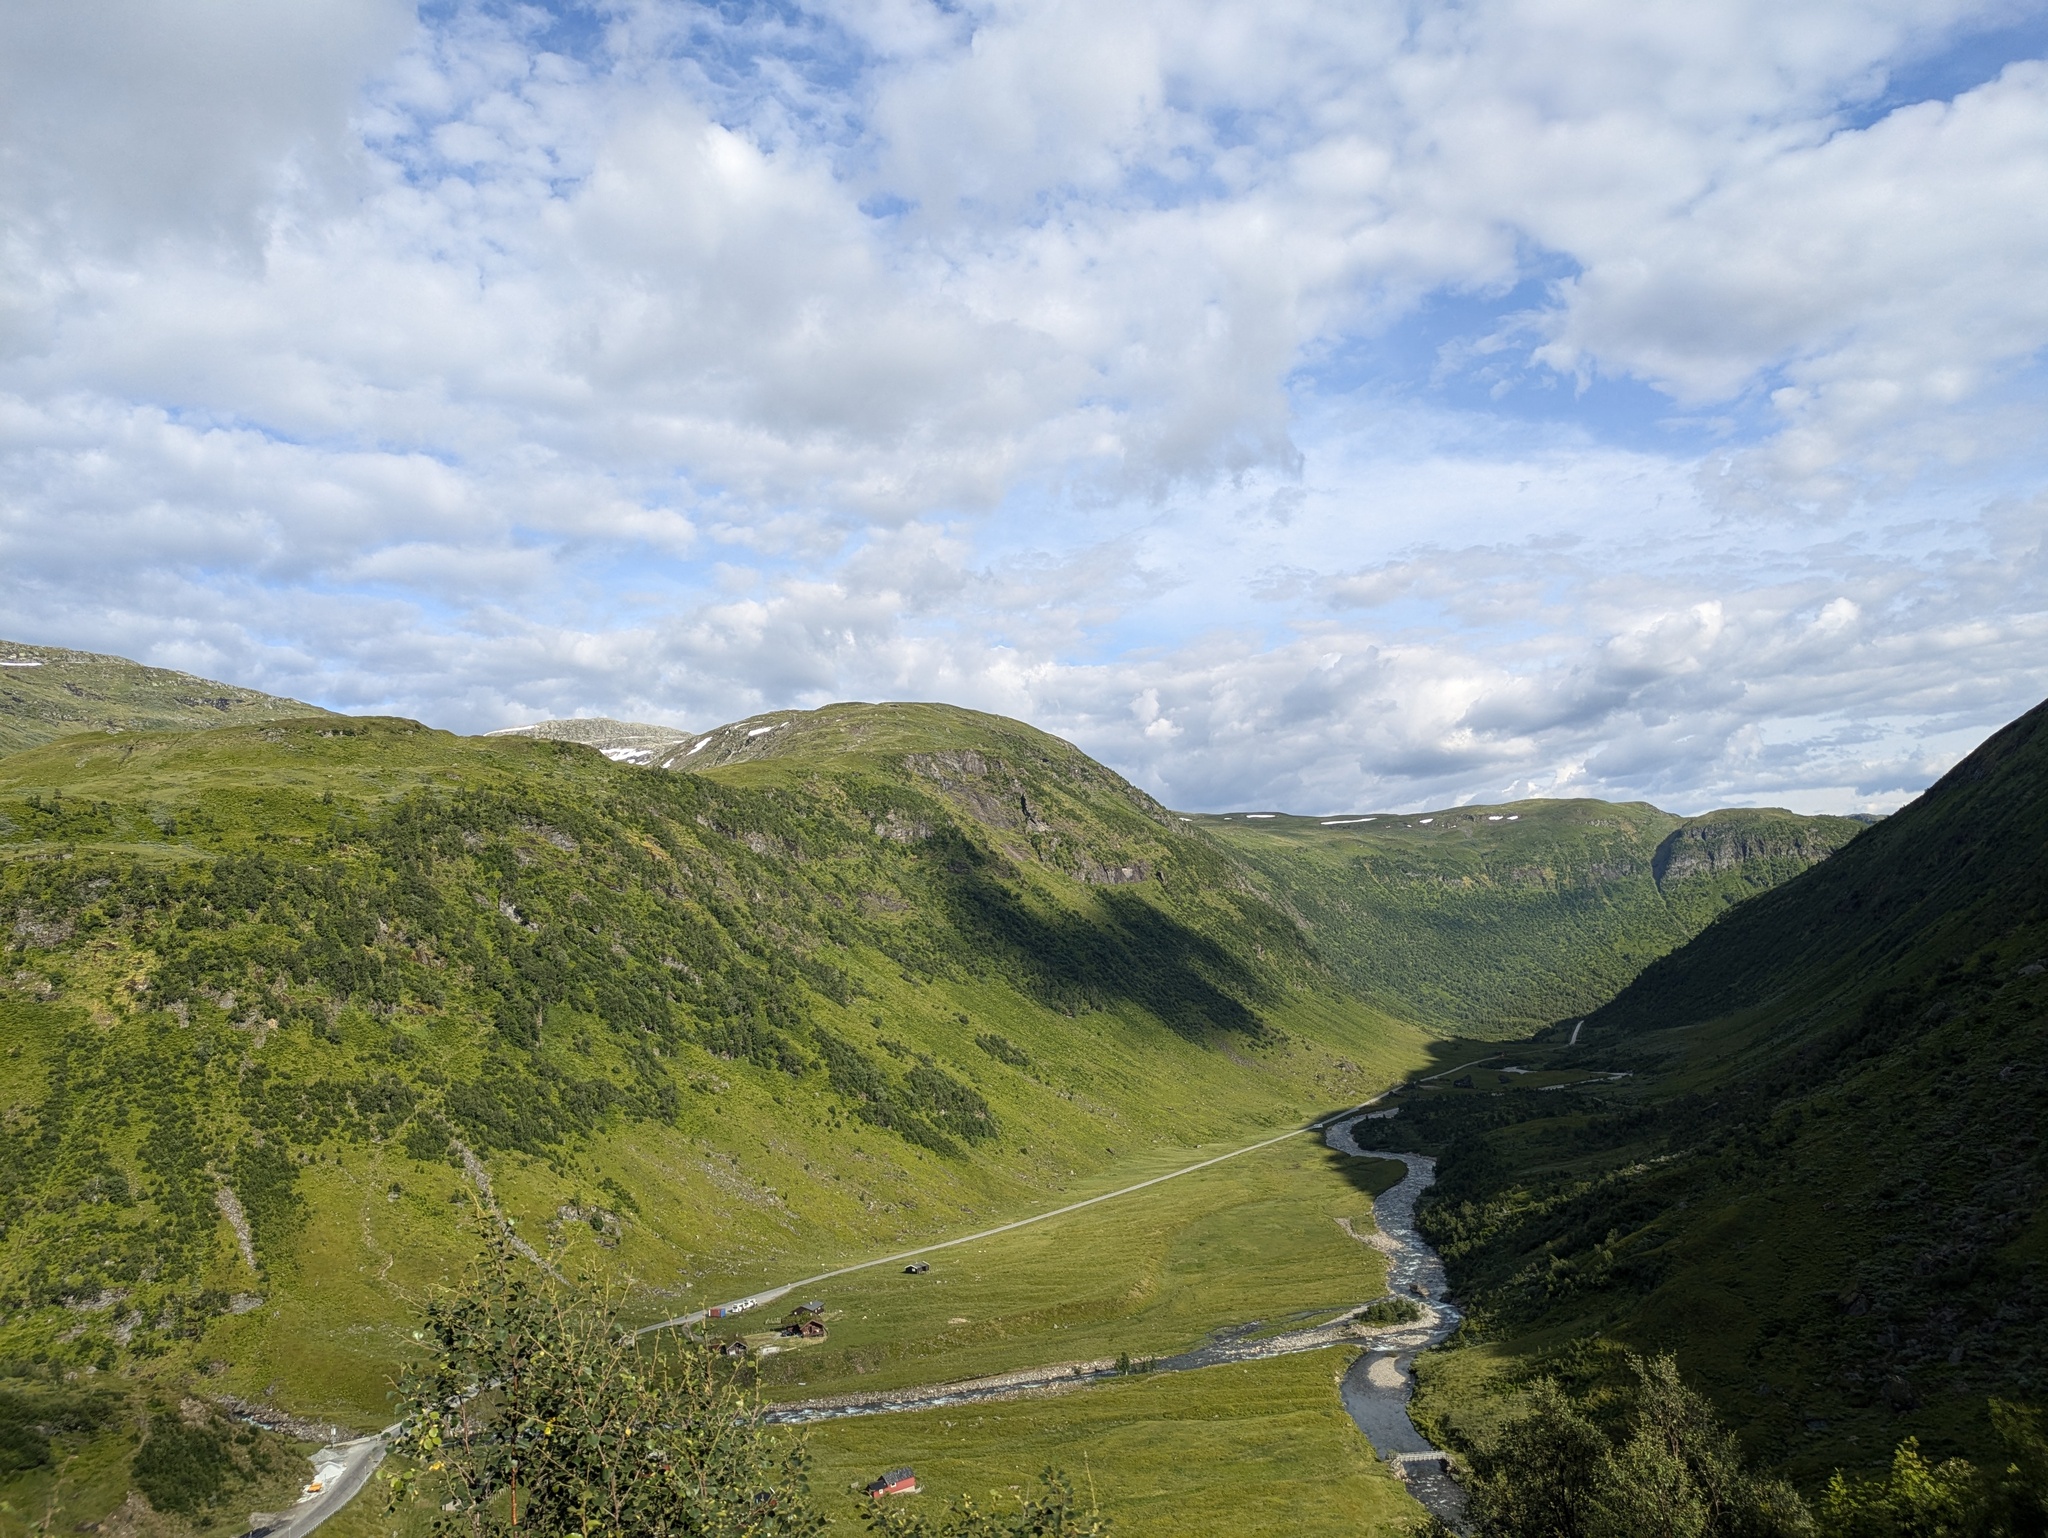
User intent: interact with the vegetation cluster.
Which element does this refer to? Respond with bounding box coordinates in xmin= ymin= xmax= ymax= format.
xmin=0 ymin=710 xmax=1323 ymax=1362
xmin=1461 ymin=1356 xmax=2048 ymax=1537
xmin=390 ymin=1227 xmax=1109 ymax=1538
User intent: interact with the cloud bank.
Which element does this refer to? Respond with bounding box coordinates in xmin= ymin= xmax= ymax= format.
xmin=3 ymin=0 xmax=2046 ymax=813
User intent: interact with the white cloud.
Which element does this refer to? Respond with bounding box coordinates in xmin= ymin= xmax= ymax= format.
xmin=0 ymin=0 xmax=415 ymax=247
xmin=0 ymin=0 xmax=2044 ymax=815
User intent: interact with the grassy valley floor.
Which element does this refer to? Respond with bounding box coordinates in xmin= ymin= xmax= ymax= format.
xmin=802 ymin=1349 xmax=1420 ymax=1536
xmin=304 ymin=1121 xmax=1436 ymax=1538
xmin=729 ymin=1130 xmax=1398 ymax=1399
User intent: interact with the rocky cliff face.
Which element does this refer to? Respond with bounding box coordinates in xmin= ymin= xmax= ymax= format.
xmin=1652 ymin=808 xmax=1863 ymax=889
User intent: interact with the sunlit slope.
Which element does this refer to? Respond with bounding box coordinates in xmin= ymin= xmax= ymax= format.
xmin=0 ymin=638 xmax=330 ymax=755
xmin=685 ymin=700 xmax=1260 ymax=904
xmin=0 ymin=711 xmax=1424 ymax=1426
xmin=1391 ymin=697 xmax=2048 ymax=1481
xmin=1202 ymin=800 xmax=1865 ymax=1034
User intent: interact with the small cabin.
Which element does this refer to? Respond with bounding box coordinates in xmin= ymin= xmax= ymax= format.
xmin=865 ymin=1468 xmax=918 ymax=1499
xmin=778 ymin=1319 xmax=828 ymax=1339
xmin=903 ymin=1261 xmax=930 ymax=1274
xmin=792 ymin=1299 xmax=826 ymax=1316
xmin=718 ymin=1339 xmax=749 ymax=1359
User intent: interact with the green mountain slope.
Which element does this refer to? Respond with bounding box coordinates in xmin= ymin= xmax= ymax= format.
xmin=1385 ymin=698 xmax=2048 ymax=1484
xmin=0 ymin=668 xmax=1904 ymax=1529
xmin=0 ymin=640 xmax=330 ymax=755
xmin=0 ymin=707 xmax=1422 ymax=1428
xmin=1201 ymin=800 xmax=1866 ymax=1035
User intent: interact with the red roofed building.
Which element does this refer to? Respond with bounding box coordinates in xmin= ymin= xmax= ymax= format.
xmin=865 ymin=1468 xmax=918 ymax=1499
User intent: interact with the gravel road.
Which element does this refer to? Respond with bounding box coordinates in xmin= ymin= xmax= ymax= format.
xmin=246 ymin=1436 xmax=387 ymax=1538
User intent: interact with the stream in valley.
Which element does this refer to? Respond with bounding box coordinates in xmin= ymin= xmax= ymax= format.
xmin=1325 ymin=1116 xmax=1467 ymax=1528
xmin=765 ymin=1111 xmax=1469 ymax=1527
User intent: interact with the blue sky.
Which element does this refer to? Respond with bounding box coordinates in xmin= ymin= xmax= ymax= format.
xmin=2 ymin=0 xmax=2045 ymax=814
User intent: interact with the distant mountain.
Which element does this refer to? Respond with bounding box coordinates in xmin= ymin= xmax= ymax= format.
xmin=0 ymin=638 xmax=329 ymax=755
xmin=484 ymin=716 xmax=692 ymax=763
xmin=1386 ymin=697 xmax=2048 ymax=1483
xmin=505 ymin=708 xmax=1868 ymax=1035
xmin=1202 ymin=800 xmax=1867 ymax=1035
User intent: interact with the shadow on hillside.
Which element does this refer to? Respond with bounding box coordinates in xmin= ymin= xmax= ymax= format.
xmin=934 ymin=841 xmax=1276 ymax=1043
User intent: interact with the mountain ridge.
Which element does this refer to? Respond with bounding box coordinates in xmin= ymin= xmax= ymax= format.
xmin=0 ymin=648 xmax=1969 ymax=1534
xmin=0 ymin=638 xmax=330 ymax=756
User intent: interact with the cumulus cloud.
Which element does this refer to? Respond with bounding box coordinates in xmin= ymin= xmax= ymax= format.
xmin=0 ymin=0 xmax=414 ymax=247
xmin=0 ymin=0 xmax=2045 ymax=814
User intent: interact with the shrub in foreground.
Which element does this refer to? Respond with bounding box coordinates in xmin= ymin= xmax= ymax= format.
xmin=1466 ymin=1353 xmax=1809 ymax=1538
xmin=389 ymin=1226 xmax=822 ymax=1538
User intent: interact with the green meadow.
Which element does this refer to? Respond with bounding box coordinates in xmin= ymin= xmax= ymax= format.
xmin=801 ymin=1349 xmax=1420 ymax=1536
xmin=732 ymin=1130 xmax=1401 ymax=1398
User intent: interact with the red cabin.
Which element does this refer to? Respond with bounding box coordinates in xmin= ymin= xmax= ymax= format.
xmin=865 ymin=1468 xmax=918 ymax=1499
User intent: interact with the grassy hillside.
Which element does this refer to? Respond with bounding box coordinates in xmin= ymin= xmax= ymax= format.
xmin=1376 ymin=697 xmax=2048 ymax=1487
xmin=0 ymin=670 xmax=1902 ymax=1534
xmin=1201 ymin=800 xmax=1866 ymax=1035
xmin=0 ymin=710 xmax=1424 ymax=1422
xmin=0 ymin=639 xmax=329 ymax=755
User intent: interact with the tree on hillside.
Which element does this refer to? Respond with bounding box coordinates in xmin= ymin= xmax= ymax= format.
xmin=1817 ymin=1400 xmax=2048 ymax=1538
xmin=1465 ymin=1379 xmax=1609 ymax=1538
xmin=1599 ymin=1354 xmax=1810 ymax=1538
xmin=1984 ymin=1400 xmax=2048 ymax=1536
xmin=1818 ymin=1437 xmax=1984 ymax=1537
xmin=388 ymin=1225 xmax=822 ymax=1538
xmin=1465 ymin=1354 xmax=1809 ymax=1538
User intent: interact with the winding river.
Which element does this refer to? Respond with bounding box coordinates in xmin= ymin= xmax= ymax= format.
xmin=763 ymin=1111 xmax=1469 ymax=1527
xmin=1325 ymin=1116 xmax=1467 ymax=1528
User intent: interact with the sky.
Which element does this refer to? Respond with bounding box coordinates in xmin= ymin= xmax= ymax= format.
xmin=3 ymin=0 xmax=2047 ymax=816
